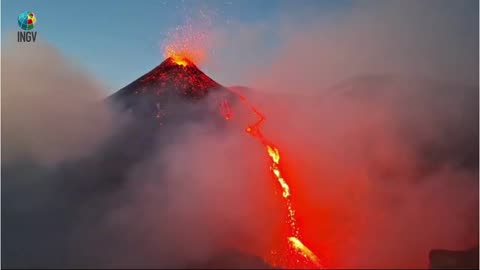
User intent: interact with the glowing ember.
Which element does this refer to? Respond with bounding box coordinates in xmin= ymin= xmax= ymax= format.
xmin=224 ymin=88 xmax=325 ymax=269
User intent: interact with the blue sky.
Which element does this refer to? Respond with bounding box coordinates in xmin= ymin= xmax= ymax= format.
xmin=2 ymin=0 xmax=352 ymax=91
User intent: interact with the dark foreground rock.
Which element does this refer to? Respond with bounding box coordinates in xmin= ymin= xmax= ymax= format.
xmin=189 ymin=250 xmax=276 ymax=269
xmin=429 ymin=246 xmax=479 ymax=269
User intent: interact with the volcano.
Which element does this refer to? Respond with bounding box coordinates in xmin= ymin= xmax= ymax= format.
xmin=104 ymin=57 xmax=237 ymax=165
xmin=102 ymin=57 xmax=236 ymax=186
xmin=110 ymin=57 xmax=221 ymax=100
xmin=108 ymin=57 xmax=233 ymax=122
xmin=102 ymin=57 xmax=239 ymax=181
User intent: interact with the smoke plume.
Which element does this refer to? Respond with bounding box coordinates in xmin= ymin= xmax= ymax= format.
xmin=2 ymin=39 xmax=116 ymax=166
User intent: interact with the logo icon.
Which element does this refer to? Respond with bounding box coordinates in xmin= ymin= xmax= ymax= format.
xmin=18 ymin=11 xmax=36 ymax=31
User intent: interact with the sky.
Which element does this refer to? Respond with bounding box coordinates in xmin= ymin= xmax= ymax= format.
xmin=1 ymin=0 xmax=352 ymax=91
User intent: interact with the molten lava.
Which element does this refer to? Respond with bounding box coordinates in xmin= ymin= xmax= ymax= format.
xmin=289 ymin=237 xmax=321 ymax=266
xmin=170 ymin=55 xmax=189 ymax=67
xmin=226 ymin=88 xmax=324 ymax=269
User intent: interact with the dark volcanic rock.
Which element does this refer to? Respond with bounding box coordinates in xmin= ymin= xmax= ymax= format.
xmin=429 ymin=246 xmax=479 ymax=269
xmin=189 ymin=250 xmax=276 ymax=269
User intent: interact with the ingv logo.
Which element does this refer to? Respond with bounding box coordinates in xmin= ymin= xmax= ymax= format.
xmin=17 ymin=11 xmax=37 ymax=42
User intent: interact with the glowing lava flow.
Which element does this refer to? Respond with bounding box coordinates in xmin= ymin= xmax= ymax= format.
xmin=225 ymin=90 xmax=324 ymax=269
xmin=163 ymin=51 xmax=322 ymax=267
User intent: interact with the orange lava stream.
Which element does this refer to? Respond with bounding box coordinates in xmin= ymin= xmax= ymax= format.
xmin=225 ymin=90 xmax=324 ymax=269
